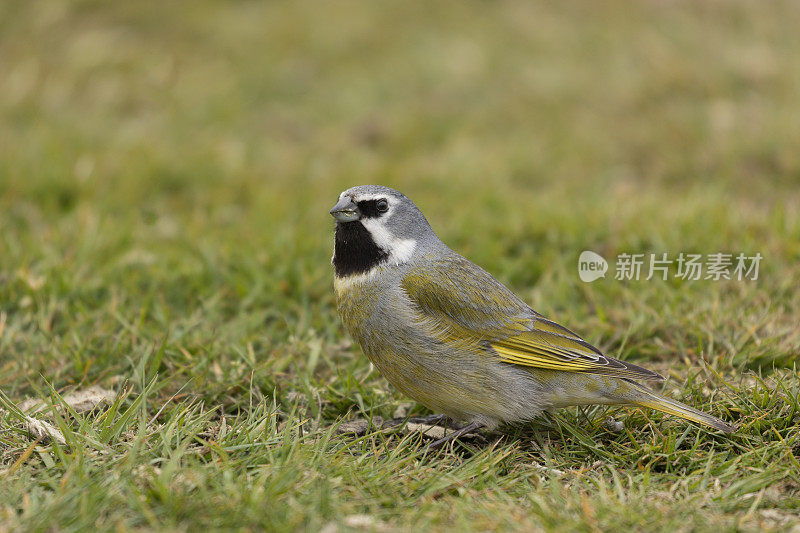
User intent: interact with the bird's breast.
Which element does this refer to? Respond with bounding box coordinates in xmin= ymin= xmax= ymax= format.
xmin=333 ymin=271 xmax=386 ymax=344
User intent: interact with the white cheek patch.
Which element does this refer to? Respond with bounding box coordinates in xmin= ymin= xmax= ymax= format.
xmin=359 ymin=217 xmax=417 ymax=265
xmin=391 ymin=238 xmax=417 ymax=264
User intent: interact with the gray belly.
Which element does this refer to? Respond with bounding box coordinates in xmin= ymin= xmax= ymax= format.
xmin=347 ymin=290 xmax=551 ymax=428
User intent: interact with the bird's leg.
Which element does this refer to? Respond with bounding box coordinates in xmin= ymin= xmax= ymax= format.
xmin=407 ymin=414 xmax=449 ymax=426
xmin=381 ymin=413 xmax=452 ymax=429
xmin=424 ymin=421 xmax=484 ymax=452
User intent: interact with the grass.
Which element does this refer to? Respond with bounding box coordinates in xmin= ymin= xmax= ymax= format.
xmin=1 ymin=0 xmax=799 ymax=530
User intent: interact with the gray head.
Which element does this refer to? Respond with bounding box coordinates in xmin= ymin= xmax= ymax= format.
xmin=330 ymin=185 xmax=441 ymax=277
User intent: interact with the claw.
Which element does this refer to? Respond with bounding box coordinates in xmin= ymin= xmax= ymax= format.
xmin=423 ymin=421 xmax=484 ymax=453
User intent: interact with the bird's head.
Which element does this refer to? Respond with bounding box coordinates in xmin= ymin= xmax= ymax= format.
xmin=330 ymin=185 xmax=440 ymax=277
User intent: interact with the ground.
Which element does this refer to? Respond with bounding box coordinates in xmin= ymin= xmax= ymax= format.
xmin=1 ymin=0 xmax=799 ymax=531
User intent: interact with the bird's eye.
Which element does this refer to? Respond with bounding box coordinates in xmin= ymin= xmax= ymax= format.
xmin=376 ymin=199 xmax=389 ymax=213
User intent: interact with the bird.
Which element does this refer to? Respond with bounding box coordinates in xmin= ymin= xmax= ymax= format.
xmin=329 ymin=185 xmax=735 ymax=448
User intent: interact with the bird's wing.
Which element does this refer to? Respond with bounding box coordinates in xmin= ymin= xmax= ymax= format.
xmin=491 ymin=327 xmax=663 ymax=380
xmin=402 ymin=256 xmax=664 ymax=381
xmin=401 ymin=255 xmax=533 ymax=339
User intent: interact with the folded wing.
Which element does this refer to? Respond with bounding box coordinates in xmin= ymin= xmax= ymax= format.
xmin=402 ymin=256 xmax=663 ymax=381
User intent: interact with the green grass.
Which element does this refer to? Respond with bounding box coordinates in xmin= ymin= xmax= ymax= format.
xmin=1 ymin=0 xmax=800 ymax=531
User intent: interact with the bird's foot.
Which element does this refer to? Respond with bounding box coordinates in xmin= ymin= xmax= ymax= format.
xmin=381 ymin=413 xmax=452 ymax=429
xmin=424 ymin=421 xmax=485 ymax=453
xmin=407 ymin=414 xmax=449 ymax=426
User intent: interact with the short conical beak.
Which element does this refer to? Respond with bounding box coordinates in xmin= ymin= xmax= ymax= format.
xmin=329 ymin=197 xmax=359 ymax=222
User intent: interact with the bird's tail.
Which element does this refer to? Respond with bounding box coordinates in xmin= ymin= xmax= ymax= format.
xmin=627 ymin=380 xmax=736 ymax=433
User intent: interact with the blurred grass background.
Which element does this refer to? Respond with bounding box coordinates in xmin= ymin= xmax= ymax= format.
xmin=1 ymin=0 xmax=799 ymax=531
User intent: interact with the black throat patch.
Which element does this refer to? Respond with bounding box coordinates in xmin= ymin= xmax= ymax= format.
xmin=333 ymin=221 xmax=389 ymax=277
